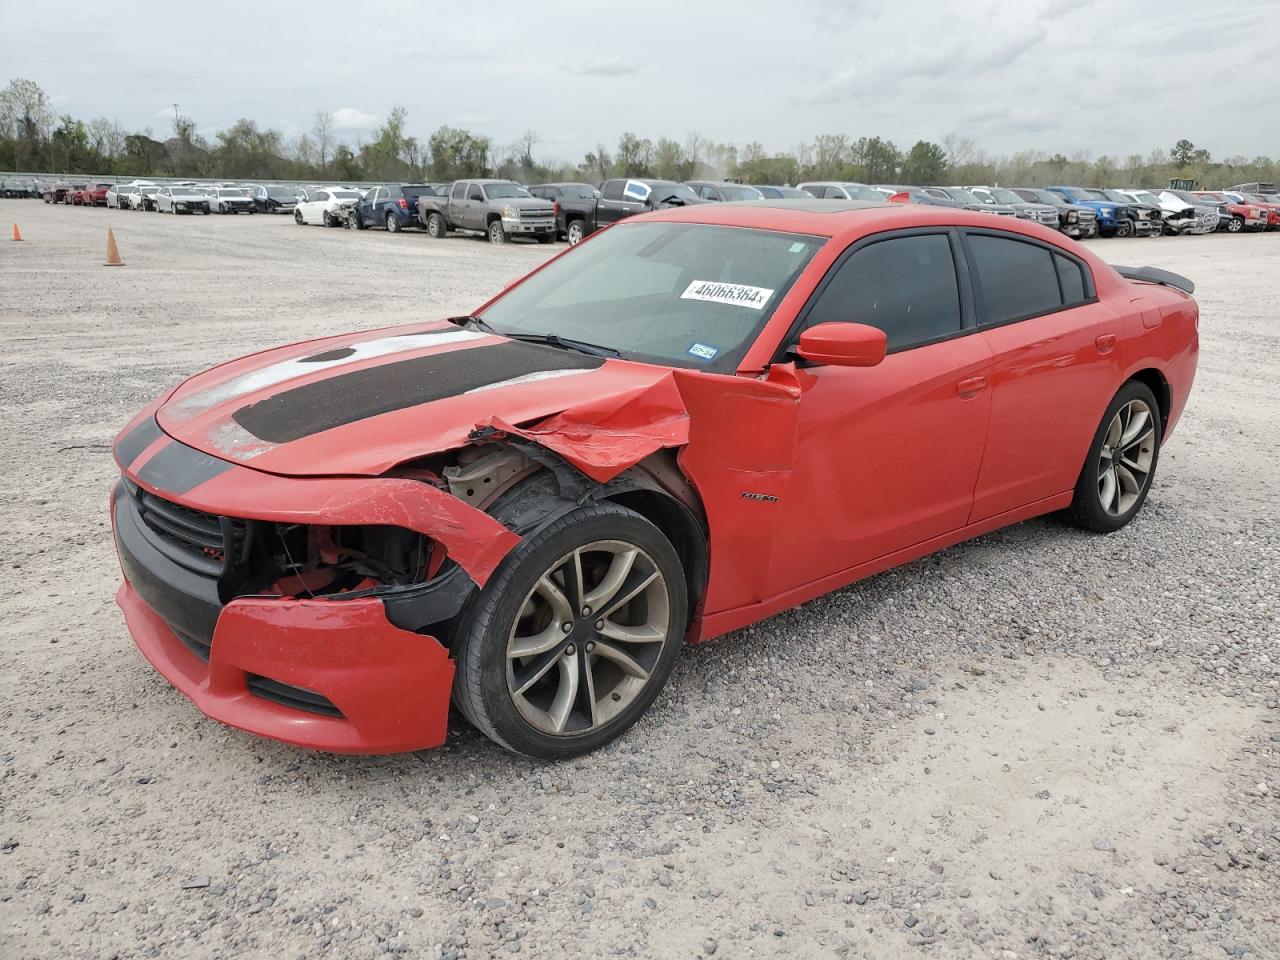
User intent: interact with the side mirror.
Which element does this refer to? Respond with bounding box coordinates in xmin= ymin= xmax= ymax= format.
xmin=793 ymin=322 xmax=887 ymax=367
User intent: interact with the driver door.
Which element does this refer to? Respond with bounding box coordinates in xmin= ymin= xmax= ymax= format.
xmin=766 ymin=229 xmax=993 ymax=594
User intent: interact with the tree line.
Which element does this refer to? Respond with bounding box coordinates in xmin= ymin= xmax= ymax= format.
xmin=2 ymin=78 xmax=1277 ymax=190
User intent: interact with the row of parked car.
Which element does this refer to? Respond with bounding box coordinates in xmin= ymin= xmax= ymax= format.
xmin=19 ymin=173 xmax=1280 ymax=244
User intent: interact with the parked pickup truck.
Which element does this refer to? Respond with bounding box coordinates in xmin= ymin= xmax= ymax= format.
xmin=1193 ymin=191 xmax=1269 ymax=233
xmin=1047 ymin=186 xmax=1139 ymax=237
xmin=550 ymin=178 xmax=705 ymax=245
xmin=417 ymin=180 xmax=556 ymax=244
xmin=1009 ymin=188 xmax=1098 ymax=238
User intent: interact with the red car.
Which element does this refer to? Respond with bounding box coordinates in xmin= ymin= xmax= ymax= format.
xmin=111 ymin=203 xmax=1199 ymax=758
xmin=84 ymin=182 xmax=113 ymax=207
xmin=1226 ymin=191 xmax=1280 ymax=230
xmin=64 ymin=184 xmax=88 ymax=205
xmin=1194 ymin=191 xmax=1268 ymax=232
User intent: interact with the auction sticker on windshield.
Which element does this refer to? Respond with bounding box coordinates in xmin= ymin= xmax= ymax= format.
xmin=680 ymin=281 xmax=775 ymax=310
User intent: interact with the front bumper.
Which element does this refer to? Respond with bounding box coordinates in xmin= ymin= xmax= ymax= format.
xmin=111 ymin=479 xmax=457 ymax=753
xmin=117 ymin=582 xmax=454 ymax=753
xmin=501 ymin=216 xmax=556 ymax=235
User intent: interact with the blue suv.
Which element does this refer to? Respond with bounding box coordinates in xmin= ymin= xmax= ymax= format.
xmin=348 ymin=183 xmax=447 ymax=233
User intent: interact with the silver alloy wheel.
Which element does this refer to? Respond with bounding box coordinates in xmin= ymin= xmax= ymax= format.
xmin=567 ymin=221 xmax=584 ymax=245
xmin=1097 ymin=398 xmax=1156 ymax=517
xmin=505 ymin=540 xmax=670 ymax=737
xmin=428 ymin=214 xmax=444 ymax=237
xmin=489 ymin=221 xmax=506 ymax=244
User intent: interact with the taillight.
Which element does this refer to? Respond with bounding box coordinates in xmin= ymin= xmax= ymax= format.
xmin=398 ymin=197 xmax=408 ymax=209
xmin=553 ymin=200 xmax=560 ymax=217
xmin=888 ymin=192 xmax=909 ymax=203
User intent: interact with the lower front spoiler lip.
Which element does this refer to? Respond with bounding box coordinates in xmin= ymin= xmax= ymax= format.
xmin=116 ymin=582 xmax=455 ymax=754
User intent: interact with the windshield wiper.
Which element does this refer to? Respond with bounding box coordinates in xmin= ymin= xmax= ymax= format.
xmin=446 ymin=316 xmax=618 ymax=357
xmin=502 ymin=332 xmax=620 ymax=358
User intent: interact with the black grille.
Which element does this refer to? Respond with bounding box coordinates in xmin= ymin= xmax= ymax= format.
xmin=128 ymin=483 xmax=250 ymax=578
xmin=246 ymin=676 xmax=344 ymax=718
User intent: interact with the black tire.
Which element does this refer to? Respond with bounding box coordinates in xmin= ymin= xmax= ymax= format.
xmin=566 ymin=220 xmax=588 ymax=245
xmin=386 ymin=212 xmax=401 ymax=233
xmin=346 ymin=210 xmax=363 ymax=230
xmin=487 ymin=219 xmax=507 ymax=244
xmin=1226 ymin=216 xmax=1243 ymax=233
xmin=295 ymin=209 xmax=305 ymax=225
xmin=323 ymin=211 xmax=334 ymax=227
xmin=536 ymin=233 xmax=552 ymax=244
xmin=426 ymin=212 xmax=446 ymax=238
xmin=452 ymin=499 xmax=687 ymax=759
xmin=1114 ymin=220 xmax=1132 ymax=238
xmin=1067 ymin=380 xmax=1162 ymax=533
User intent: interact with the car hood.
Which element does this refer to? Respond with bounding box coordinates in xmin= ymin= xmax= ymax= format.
xmin=154 ymin=321 xmax=674 ymax=477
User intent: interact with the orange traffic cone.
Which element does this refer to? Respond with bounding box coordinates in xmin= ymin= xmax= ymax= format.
xmin=104 ymin=228 xmax=123 ymax=266
xmin=11 ymin=224 xmax=20 ymax=241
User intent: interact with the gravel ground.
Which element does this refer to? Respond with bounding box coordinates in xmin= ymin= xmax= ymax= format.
xmin=1 ymin=201 xmax=1277 ymax=960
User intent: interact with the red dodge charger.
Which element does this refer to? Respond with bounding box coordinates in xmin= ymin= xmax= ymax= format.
xmin=111 ymin=201 xmax=1198 ymax=758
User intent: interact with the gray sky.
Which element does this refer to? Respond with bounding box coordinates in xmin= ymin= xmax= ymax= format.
xmin=6 ymin=0 xmax=1279 ymax=163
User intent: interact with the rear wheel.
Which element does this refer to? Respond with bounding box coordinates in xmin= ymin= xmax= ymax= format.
xmin=488 ymin=220 xmax=507 ymax=244
xmin=566 ymin=220 xmax=587 ymax=245
xmin=426 ymin=212 xmax=446 ymax=238
xmin=1067 ymin=380 xmax=1161 ymax=533
xmin=385 ymin=212 xmax=400 ymax=233
xmin=452 ymin=501 xmax=686 ymax=758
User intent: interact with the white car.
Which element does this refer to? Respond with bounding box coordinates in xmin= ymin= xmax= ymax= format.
xmin=1124 ymin=190 xmax=1217 ymax=235
xmin=209 ymin=187 xmax=256 ymax=214
xmin=155 ymin=185 xmax=212 ymax=214
xmin=796 ymin=181 xmax=884 ymax=201
xmin=293 ymin=186 xmax=364 ymax=226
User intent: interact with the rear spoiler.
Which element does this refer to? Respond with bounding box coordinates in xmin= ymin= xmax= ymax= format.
xmin=1111 ymin=265 xmax=1195 ymax=295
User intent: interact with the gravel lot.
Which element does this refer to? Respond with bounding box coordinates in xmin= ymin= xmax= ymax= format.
xmin=1 ymin=201 xmax=1278 ymax=960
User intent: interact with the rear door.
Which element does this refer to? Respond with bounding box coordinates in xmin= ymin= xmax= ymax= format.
xmin=596 ymin=179 xmax=628 ymax=226
xmin=767 ymin=229 xmax=994 ymax=593
xmin=964 ymin=230 xmax=1123 ymax=521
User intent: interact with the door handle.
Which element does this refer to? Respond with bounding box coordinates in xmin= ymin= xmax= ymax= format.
xmin=957 ymin=376 xmax=987 ymax=398
xmin=1095 ymin=333 xmax=1117 ymax=354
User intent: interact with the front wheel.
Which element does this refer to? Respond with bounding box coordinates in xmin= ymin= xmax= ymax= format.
xmin=346 ymin=211 xmax=363 ymax=230
xmin=488 ymin=220 xmax=507 ymax=244
xmin=452 ymin=500 xmax=687 ymax=759
xmin=1067 ymin=381 xmax=1161 ymax=533
xmin=294 ymin=210 xmax=305 ymax=225
xmin=1114 ymin=220 xmax=1132 ymax=238
xmin=1226 ymin=216 xmax=1243 ymax=233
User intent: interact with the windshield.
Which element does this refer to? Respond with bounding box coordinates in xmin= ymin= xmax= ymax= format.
xmin=1079 ymin=189 xmax=1109 ymax=201
xmin=400 ymin=185 xmax=434 ymax=196
xmin=217 ymin=189 xmax=243 ymax=197
xmin=720 ymin=184 xmax=764 ymax=201
xmin=1103 ymin=191 xmax=1132 ymax=203
xmin=944 ymin=188 xmax=983 ymax=204
xmin=987 ymin=188 xmax=1021 ymax=204
xmin=558 ymin=183 xmax=596 ymax=199
xmin=266 ymin=186 xmax=294 ymax=199
xmin=330 ymin=190 xmax=361 ymax=199
xmin=840 ymin=183 xmax=882 ymax=201
xmin=478 ymin=222 xmax=824 ymax=372
xmin=1134 ymin=192 xmax=1161 ymax=206
xmin=140 ymin=186 xmax=158 ymax=196
xmin=644 ymin=181 xmax=699 ymax=203
xmin=483 ymin=182 xmax=532 ymax=199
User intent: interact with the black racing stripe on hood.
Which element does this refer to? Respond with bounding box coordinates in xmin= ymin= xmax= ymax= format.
xmin=231 ymin=341 xmax=605 ymax=444
xmin=135 ymin=440 xmax=234 ymax=494
xmin=115 ymin=415 xmax=164 ymax=467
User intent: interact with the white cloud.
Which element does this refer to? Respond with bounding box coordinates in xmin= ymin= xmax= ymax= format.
xmin=330 ymin=107 xmax=378 ymax=131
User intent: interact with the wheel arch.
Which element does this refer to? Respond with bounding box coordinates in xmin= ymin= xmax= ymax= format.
xmin=1127 ymin=367 xmax=1171 ymax=434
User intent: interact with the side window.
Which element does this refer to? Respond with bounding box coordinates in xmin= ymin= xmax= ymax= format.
xmin=376 ymin=187 xmax=389 ymax=202
xmin=451 ymin=182 xmax=467 ymax=200
xmin=315 ymin=191 xmax=329 ymax=202
xmin=602 ymin=180 xmax=625 ymax=201
xmin=967 ymin=234 xmax=1062 ymax=324
xmin=1054 ymin=253 xmax=1087 ymax=305
xmin=469 ymin=185 xmax=484 ymax=201
xmin=699 ymin=185 xmax=718 ymax=200
xmin=824 ymin=187 xmax=845 ymax=199
xmin=924 ymin=188 xmax=948 ymax=199
xmin=805 ymin=233 xmax=962 ymax=351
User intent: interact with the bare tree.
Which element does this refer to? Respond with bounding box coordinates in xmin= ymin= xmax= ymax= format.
xmin=312 ymin=110 xmax=334 ymax=173
xmin=942 ymin=134 xmax=978 ymax=169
